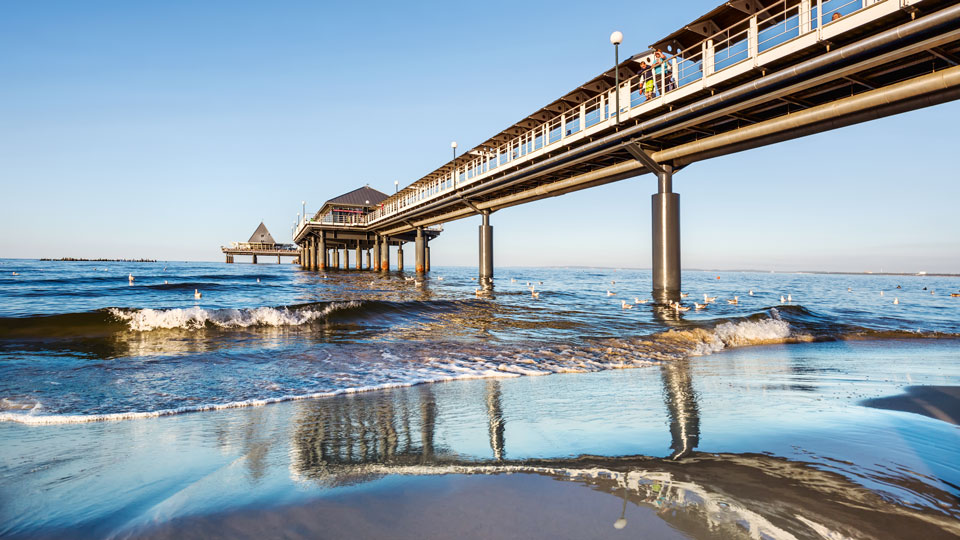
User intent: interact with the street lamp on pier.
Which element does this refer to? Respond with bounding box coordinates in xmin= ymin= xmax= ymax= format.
xmin=610 ymin=31 xmax=623 ymax=124
xmin=451 ymin=140 xmax=458 ymax=161
xmin=301 ymin=201 xmax=306 ymax=224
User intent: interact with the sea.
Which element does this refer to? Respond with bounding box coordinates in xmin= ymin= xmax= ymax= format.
xmin=1 ymin=259 xmax=958 ymax=538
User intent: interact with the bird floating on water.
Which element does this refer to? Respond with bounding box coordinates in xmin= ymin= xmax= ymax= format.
xmin=511 ymin=278 xmax=516 ymax=283
xmin=704 ymin=294 xmax=717 ymax=303
xmin=256 ymin=278 xmax=260 ymax=283
xmin=437 ymin=277 xmax=444 ymax=281
xmin=611 ymin=280 xmax=616 ymax=285
xmin=680 ymin=293 xmax=689 ymax=298
xmin=634 ymin=297 xmax=648 ymax=304
xmin=880 ymin=290 xmax=884 ymax=296
xmin=164 ymin=280 xmax=168 ymax=285
xmin=531 ymin=291 xmax=540 ymax=299
xmin=780 ymin=295 xmax=786 ymax=303
xmin=607 ymin=290 xmax=615 ymax=296
xmin=621 ymin=300 xmax=633 ymax=310
xmin=787 ymin=294 xmax=792 ymax=302
xmin=694 ymin=302 xmax=707 ymax=310
xmin=414 ymin=280 xmax=423 ymax=287
xmin=128 ymin=274 xmax=134 ymax=283
xmin=11 ymin=272 xmax=19 ymax=276
xmin=748 ymin=290 xmax=754 ymax=296
xmin=893 ymin=298 xmax=899 ymax=304
xmin=194 ymin=289 xmax=202 ymax=299
xmin=727 ymin=296 xmax=739 ymax=305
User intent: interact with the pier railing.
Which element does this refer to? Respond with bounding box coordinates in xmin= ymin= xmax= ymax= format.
xmin=298 ymin=0 xmax=910 ymax=237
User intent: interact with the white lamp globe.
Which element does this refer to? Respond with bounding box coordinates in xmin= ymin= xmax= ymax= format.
xmin=610 ymin=31 xmax=623 ymax=45
xmin=451 ymin=141 xmax=458 ymax=149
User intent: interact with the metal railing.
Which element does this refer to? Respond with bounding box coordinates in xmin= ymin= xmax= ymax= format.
xmin=297 ymin=0 xmax=887 ymax=237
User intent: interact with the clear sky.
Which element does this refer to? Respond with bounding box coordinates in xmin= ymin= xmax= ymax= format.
xmin=2 ymin=0 xmax=957 ymax=273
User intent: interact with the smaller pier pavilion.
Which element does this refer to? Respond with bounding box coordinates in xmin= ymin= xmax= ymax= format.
xmin=294 ymin=186 xmax=442 ymax=272
xmin=222 ymin=222 xmax=298 ymax=264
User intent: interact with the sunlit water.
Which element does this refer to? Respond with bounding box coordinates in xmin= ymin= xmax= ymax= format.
xmin=0 ymin=259 xmax=958 ymax=538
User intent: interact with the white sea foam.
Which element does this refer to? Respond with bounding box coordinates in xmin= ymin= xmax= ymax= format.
xmin=108 ymin=302 xmax=361 ymax=331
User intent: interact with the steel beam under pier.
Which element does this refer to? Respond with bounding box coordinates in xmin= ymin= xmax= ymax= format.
xmin=415 ymin=228 xmax=425 ymax=273
xmin=479 ymin=210 xmax=493 ymax=285
xmin=652 ymin=164 xmax=680 ymax=303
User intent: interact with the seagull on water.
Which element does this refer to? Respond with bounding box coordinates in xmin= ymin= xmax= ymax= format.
xmin=727 ymin=296 xmax=739 ymax=305
xmin=893 ymin=298 xmax=899 ymax=304
xmin=621 ymin=300 xmax=633 ymax=310
xmin=128 ymin=274 xmax=135 ymax=283
xmin=531 ymin=290 xmax=540 ymax=299
xmin=194 ymin=289 xmax=202 ymax=299
xmin=694 ymin=302 xmax=707 ymax=310
xmin=680 ymin=293 xmax=689 ymax=298
xmin=748 ymin=290 xmax=754 ymax=296
xmin=607 ymin=290 xmax=615 ymax=297
xmin=704 ymin=294 xmax=717 ymax=303
xmin=780 ymin=295 xmax=786 ymax=303
xmin=635 ymin=297 xmax=648 ymax=304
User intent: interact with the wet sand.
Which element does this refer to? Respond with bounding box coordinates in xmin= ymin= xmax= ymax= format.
xmin=2 ymin=338 xmax=958 ymax=539
xmin=863 ymin=385 xmax=960 ymax=425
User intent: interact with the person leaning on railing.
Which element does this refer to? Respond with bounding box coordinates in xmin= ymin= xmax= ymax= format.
xmin=639 ymin=60 xmax=656 ymax=100
xmin=654 ymin=49 xmax=676 ymax=93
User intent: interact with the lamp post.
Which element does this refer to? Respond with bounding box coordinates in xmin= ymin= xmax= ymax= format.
xmin=451 ymin=140 xmax=458 ymax=161
xmin=394 ymin=180 xmax=398 ymax=193
xmin=610 ymin=31 xmax=623 ymax=124
xmin=301 ymin=200 xmax=306 ymax=224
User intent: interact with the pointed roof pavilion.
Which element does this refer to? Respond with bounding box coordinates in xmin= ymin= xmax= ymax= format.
xmin=325 ymin=185 xmax=390 ymax=208
xmin=248 ymin=222 xmax=276 ymax=245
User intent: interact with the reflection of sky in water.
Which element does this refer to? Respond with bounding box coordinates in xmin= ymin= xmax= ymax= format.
xmin=1 ymin=339 xmax=957 ymax=538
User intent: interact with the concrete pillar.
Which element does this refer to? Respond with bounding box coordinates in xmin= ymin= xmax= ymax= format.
xmin=652 ymin=164 xmax=680 ymax=303
xmin=365 ymin=249 xmax=371 ymax=270
xmin=226 ymin=254 xmax=233 ymax=263
xmin=252 ymin=254 xmax=258 ymax=264
xmin=426 ymin=246 xmax=430 ymax=272
xmin=355 ymin=242 xmax=362 ymax=270
xmin=318 ymin=234 xmax=326 ymax=271
xmin=373 ymin=236 xmax=381 ymax=271
xmin=397 ymin=243 xmax=404 ymax=272
xmin=307 ymin=238 xmax=315 ymax=270
xmin=380 ymin=235 xmax=390 ymax=272
xmin=277 ymin=254 xmax=281 ymax=264
xmin=334 ymin=247 xmax=340 ymax=269
xmin=415 ymin=227 xmax=425 ymax=273
xmin=479 ymin=210 xmax=493 ymax=283
xmin=345 ymin=248 xmax=351 ymax=270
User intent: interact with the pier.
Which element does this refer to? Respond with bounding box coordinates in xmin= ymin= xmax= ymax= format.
xmin=222 ymin=222 xmax=298 ymax=264
xmin=295 ymin=0 xmax=960 ymax=300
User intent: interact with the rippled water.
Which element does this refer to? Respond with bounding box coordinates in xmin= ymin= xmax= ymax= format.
xmin=1 ymin=258 xmax=958 ymax=423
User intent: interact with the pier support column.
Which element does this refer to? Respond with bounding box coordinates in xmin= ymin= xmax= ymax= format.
xmin=345 ymin=248 xmax=351 ymax=270
xmin=252 ymin=254 xmax=258 ymax=264
xmin=426 ymin=246 xmax=430 ymax=272
xmin=652 ymin=164 xmax=680 ymax=303
xmin=355 ymin=242 xmax=362 ymax=270
xmin=373 ymin=237 xmax=381 ymax=272
xmin=415 ymin=227 xmax=425 ymax=273
xmin=334 ymin=247 xmax=340 ymax=269
xmin=479 ymin=210 xmax=493 ymax=285
xmin=307 ymin=237 xmax=315 ymax=270
xmin=365 ymin=249 xmax=371 ymax=270
xmin=226 ymin=254 xmax=233 ymax=263
xmin=380 ymin=235 xmax=390 ymax=272
xmin=397 ymin=243 xmax=404 ymax=272
xmin=318 ymin=234 xmax=326 ymax=271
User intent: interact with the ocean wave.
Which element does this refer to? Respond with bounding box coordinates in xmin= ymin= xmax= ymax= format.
xmin=107 ymin=302 xmax=362 ymax=331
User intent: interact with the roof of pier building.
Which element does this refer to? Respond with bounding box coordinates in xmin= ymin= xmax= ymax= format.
xmin=380 ymin=0 xmax=786 ymax=207
xmin=248 ymin=222 xmax=277 ymax=245
xmin=312 ymin=185 xmax=390 ymax=221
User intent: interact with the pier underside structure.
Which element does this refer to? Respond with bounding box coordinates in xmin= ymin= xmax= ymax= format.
xmin=295 ymin=0 xmax=960 ymax=299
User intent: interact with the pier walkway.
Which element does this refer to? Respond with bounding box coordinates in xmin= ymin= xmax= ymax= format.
xmin=295 ymin=0 xmax=960 ymax=299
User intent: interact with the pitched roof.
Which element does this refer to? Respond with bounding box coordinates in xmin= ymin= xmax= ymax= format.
xmin=325 ymin=186 xmax=390 ymax=207
xmin=248 ymin=222 xmax=276 ymax=244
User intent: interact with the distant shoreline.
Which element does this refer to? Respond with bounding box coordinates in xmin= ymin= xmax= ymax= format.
xmin=39 ymin=258 xmax=158 ymax=263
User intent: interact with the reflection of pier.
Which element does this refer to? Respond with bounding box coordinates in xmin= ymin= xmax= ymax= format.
xmin=286 ymin=363 xmax=958 ymax=539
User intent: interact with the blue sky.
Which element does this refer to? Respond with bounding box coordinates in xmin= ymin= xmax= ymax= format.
xmin=2 ymin=0 xmax=957 ymax=272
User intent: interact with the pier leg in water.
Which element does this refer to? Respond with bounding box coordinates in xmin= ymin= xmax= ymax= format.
xmin=479 ymin=210 xmax=493 ymax=287
xmin=318 ymin=234 xmax=326 ymax=271
xmin=652 ymin=164 xmax=680 ymax=304
xmin=415 ymin=227 xmax=425 ymax=273
xmin=426 ymin=246 xmax=430 ymax=272
xmin=226 ymin=255 xmax=233 ymax=264
xmin=334 ymin=247 xmax=340 ymax=270
xmin=252 ymin=254 xmax=257 ymax=264
xmin=365 ymin=249 xmax=371 ymax=271
xmin=355 ymin=242 xmax=361 ymax=270
xmin=308 ymin=237 xmax=315 ymax=271
xmin=397 ymin=243 xmax=404 ymax=272
xmin=373 ymin=236 xmax=381 ymax=272
xmin=381 ymin=235 xmax=390 ymax=272
xmin=345 ymin=248 xmax=351 ymax=270
xmin=277 ymin=254 xmax=280 ymax=264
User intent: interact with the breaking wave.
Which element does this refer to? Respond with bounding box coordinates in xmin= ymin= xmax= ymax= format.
xmin=107 ymin=302 xmax=361 ymax=331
